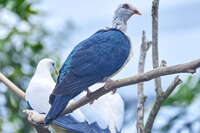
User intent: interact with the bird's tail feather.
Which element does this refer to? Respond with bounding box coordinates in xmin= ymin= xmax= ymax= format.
xmin=44 ymin=95 xmax=72 ymax=125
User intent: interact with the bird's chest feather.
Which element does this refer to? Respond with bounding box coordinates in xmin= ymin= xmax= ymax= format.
xmin=93 ymin=30 xmax=132 ymax=77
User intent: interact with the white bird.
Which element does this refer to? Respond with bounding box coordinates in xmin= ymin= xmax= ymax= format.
xmin=75 ymin=83 xmax=125 ymax=133
xmin=25 ymin=58 xmax=56 ymax=113
xmin=25 ymin=58 xmax=91 ymax=133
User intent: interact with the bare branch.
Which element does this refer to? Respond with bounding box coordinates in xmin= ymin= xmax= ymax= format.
xmin=144 ymin=76 xmax=182 ymax=133
xmin=136 ymin=31 xmax=151 ymax=133
xmin=0 ymin=72 xmax=25 ymax=99
xmin=152 ymin=0 xmax=162 ymax=95
xmin=1 ymin=58 xmax=200 ymax=125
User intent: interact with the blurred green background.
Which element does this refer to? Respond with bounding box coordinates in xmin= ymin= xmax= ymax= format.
xmin=0 ymin=0 xmax=73 ymax=132
xmin=0 ymin=0 xmax=200 ymax=133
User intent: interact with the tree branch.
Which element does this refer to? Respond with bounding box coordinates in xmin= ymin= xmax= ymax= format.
xmin=0 ymin=72 xmax=25 ymax=99
xmin=152 ymin=0 xmax=162 ymax=95
xmin=136 ymin=31 xmax=151 ymax=133
xmin=1 ymin=58 xmax=200 ymax=124
xmin=144 ymin=76 xmax=182 ymax=133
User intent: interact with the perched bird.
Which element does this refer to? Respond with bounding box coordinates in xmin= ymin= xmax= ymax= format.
xmin=75 ymin=83 xmax=124 ymax=133
xmin=25 ymin=58 xmax=56 ymax=114
xmin=45 ymin=3 xmax=141 ymax=124
xmin=25 ymin=58 xmax=97 ymax=133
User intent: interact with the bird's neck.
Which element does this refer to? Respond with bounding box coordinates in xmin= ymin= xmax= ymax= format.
xmin=112 ymin=16 xmax=127 ymax=32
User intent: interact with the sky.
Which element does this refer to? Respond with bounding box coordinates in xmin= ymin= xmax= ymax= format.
xmin=35 ymin=0 xmax=200 ymax=132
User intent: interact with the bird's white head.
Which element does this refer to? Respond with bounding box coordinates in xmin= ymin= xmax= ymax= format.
xmin=113 ymin=3 xmax=141 ymax=32
xmin=35 ymin=58 xmax=57 ymax=75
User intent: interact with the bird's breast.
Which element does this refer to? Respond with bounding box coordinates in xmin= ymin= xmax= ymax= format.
xmin=109 ymin=34 xmax=132 ymax=78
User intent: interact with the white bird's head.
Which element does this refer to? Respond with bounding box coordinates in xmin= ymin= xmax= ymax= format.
xmin=35 ymin=58 xmax=57 ymax=75
xmin=114 ymin=3 xmax=141 ymax=21
xmin=113 ymin=3 xmax=141 ymax=32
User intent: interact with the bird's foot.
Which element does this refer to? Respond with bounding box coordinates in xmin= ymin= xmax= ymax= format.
xmin=86 ymin=88 xmax=94 ymax=104
xmin=112 ymin=88 xmax=117 ymax=94
xmin=104 ymin=78 xmax=116 ymax=94
xmin=104 ymin=78 xmax=113 ymax=89
xmin=23 ymin=109 xmax=46 ymax=125
xmin=89 ymin=100 xmax=94 ymax=105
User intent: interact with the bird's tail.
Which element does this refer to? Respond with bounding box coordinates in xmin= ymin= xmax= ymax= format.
xmin=44 ymin=95 xmax=72 ymax=125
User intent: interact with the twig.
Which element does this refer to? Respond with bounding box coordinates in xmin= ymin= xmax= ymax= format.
xmin=136 ymin=31 xmax=151 ymax=133
xmin=144 ymin=76 xmax=182 ymax=133
xmin=0 ymin=72 xmax=25 ymax=99
xmin=152 ymin=0 xmax=162 ymax=95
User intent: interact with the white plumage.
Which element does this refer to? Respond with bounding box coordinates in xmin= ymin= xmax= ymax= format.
xmin=75 ymin=83 xmax=125 ymax=133
xmin=25 ymin=58 xmax=56 ymax=113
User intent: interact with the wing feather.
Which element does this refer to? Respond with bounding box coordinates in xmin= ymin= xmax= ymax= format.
xmin=54 ymin=29 xmax=130 ymax=96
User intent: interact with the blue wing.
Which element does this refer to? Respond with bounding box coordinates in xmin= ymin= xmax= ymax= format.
xmin=54 ymin=117 xmax=111 ymax=133
xmin=53 ymin=28 xmax=131 ymax=96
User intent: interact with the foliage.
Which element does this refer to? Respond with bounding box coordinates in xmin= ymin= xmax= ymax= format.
xmin=163 ymin=75 xmax=200 ymax=106
xmin=0 ymin=0 xmax=74 ymax=132
xmin=158 ymin=75 xmax=200 ymax=133
xmin=0 ymin=0 xmax=38 ymax=21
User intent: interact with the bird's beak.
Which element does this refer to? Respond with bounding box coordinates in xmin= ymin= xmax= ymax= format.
xmin=54 ymin=66 xmax=59 ymax=76
xmin=134 ymin=10 xmax=142 ymax=15
xmin=55 ymin=69 xmax=59 ymax=76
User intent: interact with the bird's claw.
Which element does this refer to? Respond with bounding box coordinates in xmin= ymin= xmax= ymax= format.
xmin=89 ymin=100 xmax=94 ymax=105
xmin=104 ymin=78 xmax=113 ymax=89
xmin=86 ymin=88 xmax=92 ymax=97
xmin=86 ymin=89 xmax=95 ymax=104
xmin=112 ymin=88 xmax=117 ymax=94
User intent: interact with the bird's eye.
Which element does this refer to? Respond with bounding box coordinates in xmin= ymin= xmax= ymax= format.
xmin=52 ymin=62 xmax=55 ymax=66
xmin=122 ymin=4 xmax=129 ymax=9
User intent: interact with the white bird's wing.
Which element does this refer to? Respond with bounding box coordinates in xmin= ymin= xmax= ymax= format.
xmin=75 ymin=83 xmax=125 ymax=133
xmin=25 ymin=76 xmax=55 ymax=113
xmin=106 ymin=92 xmax=124 ymax=132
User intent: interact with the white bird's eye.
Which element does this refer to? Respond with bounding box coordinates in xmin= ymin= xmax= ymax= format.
xmin=122 ymin=4 xmax=129 ymax=9
xmin=52 ymin=62 xmax=55 ymax=66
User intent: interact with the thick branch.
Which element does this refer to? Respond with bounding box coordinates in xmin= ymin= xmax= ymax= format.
xmin=136 ymin=31 xmax=151 ymax=133
xmin=144 ymin=76 xmax=182 ymax=133
xmin=152 ymin=0 xmax=162 ymax=95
